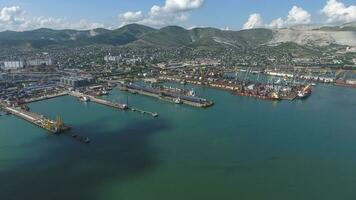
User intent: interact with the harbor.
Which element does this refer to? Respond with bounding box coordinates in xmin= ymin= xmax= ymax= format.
xmin=2 ymin=83 xmax=356 ymax=200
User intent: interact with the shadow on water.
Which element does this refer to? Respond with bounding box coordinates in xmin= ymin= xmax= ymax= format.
xmin=0 ymin=116 xmax=172 ymax=200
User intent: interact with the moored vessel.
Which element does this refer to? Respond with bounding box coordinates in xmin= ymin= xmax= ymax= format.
xmin=335 ymin=79 xmax=356 ymax=88
xmin=296 ymin=84 xmax=312 ymax=99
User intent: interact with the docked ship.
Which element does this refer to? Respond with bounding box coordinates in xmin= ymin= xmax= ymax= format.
xmin=335 ymin=79 xmax=356 ymax=88
xmin=296 ymin=84 xmax=312 ymax=99
xmin=232 ymin=84 xmax=280 ymax=101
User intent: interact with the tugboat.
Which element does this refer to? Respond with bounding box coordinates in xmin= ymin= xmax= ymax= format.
xmin=21 ymin=105 xmax=30 ymax=111
xmin=101 ymin=90 xmax=109 ymax=95
xmin=188 ymin=89 xmax=197 ymax=97
xmin=71 ymin=134 xmax=91 ymax=143
xmin=174 ymin=97 xmax=182 ymax=104
xmin=79 ymin=96 xmax=90 ymax=102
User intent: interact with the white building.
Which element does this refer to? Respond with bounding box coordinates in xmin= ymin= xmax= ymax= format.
xmin=26 ymin=57 xmax=52 ymax=66
xmin=1 ymin=61 xmax=25 ymax=70
xmin=104 ymin=55 xmax=121 ymax=62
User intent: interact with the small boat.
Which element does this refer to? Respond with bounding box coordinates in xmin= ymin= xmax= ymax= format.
xmin=83 ymin=137 xmax=91 ymax=143
xmin=72 ymin=134 xmax=91 ymax=143
xmin=174 ymin=97 xmax=182 ymax=104
xmin=21 ymin=105 xmax=30 ymax=111
xmin=188 ymin=89 xmax=197 ymax=97
xmin=101 ymin=90 xmax=109 ymax=95
xmin=79 ymin=96 xmax=90 ymax=102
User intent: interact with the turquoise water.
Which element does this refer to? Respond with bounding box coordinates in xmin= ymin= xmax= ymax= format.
xmin=1 ymin=84 xmax=356 ymax=200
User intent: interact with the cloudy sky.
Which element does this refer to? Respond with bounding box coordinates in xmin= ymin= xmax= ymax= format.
xmin=0 ymin=0 xmax=355 ymax=31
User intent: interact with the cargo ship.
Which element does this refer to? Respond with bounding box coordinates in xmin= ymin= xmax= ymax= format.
xmin=335 ymin=79 xmax=356 ymax=88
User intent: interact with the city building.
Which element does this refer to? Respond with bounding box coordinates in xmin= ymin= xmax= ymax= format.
xmin=1 ymin=56 xmax=53 ymax=70
xmin=104 ymin=54 xmax=121 ymax=62
xmin=26 ymin=57 xmax=53 ymax=67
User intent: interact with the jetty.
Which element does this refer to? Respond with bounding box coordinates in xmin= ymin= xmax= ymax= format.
xmin=69 ymin=91 xmax=158 ymax=117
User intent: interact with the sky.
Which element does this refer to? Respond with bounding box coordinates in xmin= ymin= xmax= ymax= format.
xmin=0 ymin=0 xmax=355 ymax=31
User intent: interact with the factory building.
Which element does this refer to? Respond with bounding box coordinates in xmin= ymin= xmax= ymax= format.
xmin=60 ymin=76 xmax=96 ymax=88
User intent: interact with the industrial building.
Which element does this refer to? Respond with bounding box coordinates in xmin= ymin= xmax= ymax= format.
xmin=1 ymin=57 xmax=53 ymax=70
xmin=1 ymin=61 xmax=25 ymax=70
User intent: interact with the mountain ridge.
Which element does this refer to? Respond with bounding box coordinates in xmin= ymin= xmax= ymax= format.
xmin=0 ymin=22 xmax=355 ymax=49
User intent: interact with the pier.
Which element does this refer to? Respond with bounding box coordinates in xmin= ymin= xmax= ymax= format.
xmin=0 ymin=103 xmax=70 ymax=134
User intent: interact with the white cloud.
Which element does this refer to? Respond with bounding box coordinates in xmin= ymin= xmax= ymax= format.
xmin=0 ymin=6 xmax=26 ymax=26
xmin=164 ymin=0 xmax=204 ymax=11
xmin=27 ymin=18 xmax=104 ymax=30
xmin=246 ymin=5 xmax=311 ymax=30
xmin=0 ymin=6 xmax=105 ymax=31
xmin=268 ymin=18 xmax=285 ymax=29
xmin=242 ymin=13 xmax=263 ymax=29
xmin=119 ymin=0 xmax=204 ymax=27
xmin=286 ymin=6 xmax=311 ymax=25
xmin=119 ymin=11 xmax=144 ymax=25
xmin=321 ymin=0 xmax=356 ymax=23
xmin=223 ymin=26 xmax=231 ymax=31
